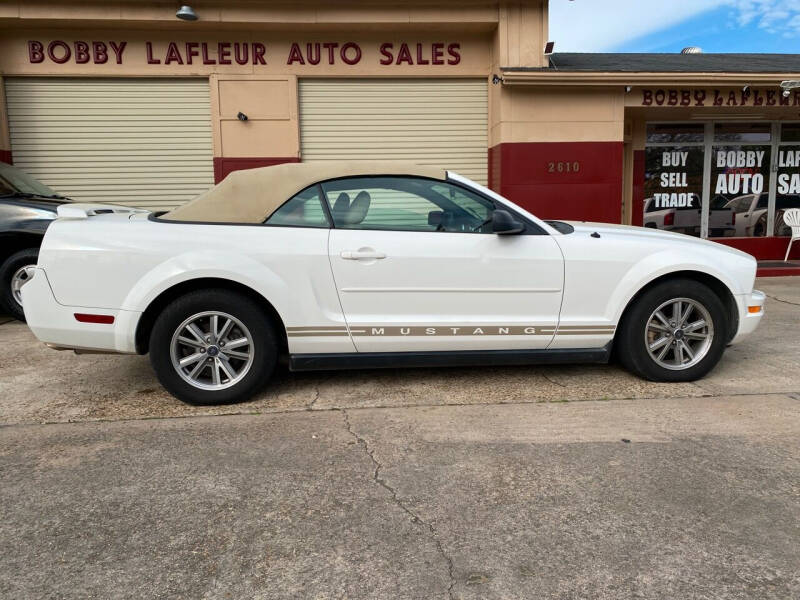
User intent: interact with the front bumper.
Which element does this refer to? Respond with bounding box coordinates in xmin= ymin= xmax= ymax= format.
xmin=729 ymin=289 xmax=765 ymax=345
xmin=21 ymin=268 xmax=140 ymax=354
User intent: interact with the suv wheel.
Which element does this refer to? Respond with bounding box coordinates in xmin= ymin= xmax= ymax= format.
xmin=0 ymin=248 xmax=39 ymax=322
xmin=149 ymin=289 xmax=278 ymax=405
xmin=617 ymin=278 xmax=728 ymax=382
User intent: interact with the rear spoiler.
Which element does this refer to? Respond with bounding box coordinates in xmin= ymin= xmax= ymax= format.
xmin=56 ymin=203 xmax=150 ymax=219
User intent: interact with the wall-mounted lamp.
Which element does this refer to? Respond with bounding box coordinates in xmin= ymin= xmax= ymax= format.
xmin=491 ymin=74 xmax=503 ymax=85
xmin=237 ymin=112 xmax=248 ymax=121
xmin=625 ymin=85 xmax=632 ymax=93
xmin=176 ymin=5 xmax=198 ymax=21
xmin=780 ymin=80 xmax=800 ymax=98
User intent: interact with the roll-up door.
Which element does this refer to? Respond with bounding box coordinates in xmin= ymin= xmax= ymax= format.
xmin=5 ymin=78 xmax=214 ymax=210
xmin=299 ymin=79 xmax=488 ymax=184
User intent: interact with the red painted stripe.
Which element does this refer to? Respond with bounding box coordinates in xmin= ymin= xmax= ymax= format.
xmin=74 ymin=313 xmax=115 ymax=324
xmin=213 ymin=156 xmax=300 ymax=183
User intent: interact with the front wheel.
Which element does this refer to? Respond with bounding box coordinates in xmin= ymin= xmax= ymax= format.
xmin=617 ymin=279 xmax=728 ymax=382
xmin=149 ymin=289 xmax=278 ymax=405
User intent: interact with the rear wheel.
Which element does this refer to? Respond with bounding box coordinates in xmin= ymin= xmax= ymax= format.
xmin=149 ymin=289 xmax=277 ymax=405
xmin=617 ymin=278 xmax=728 ymax=382
xmin=0 ymin=248 xmax=39 ymax=322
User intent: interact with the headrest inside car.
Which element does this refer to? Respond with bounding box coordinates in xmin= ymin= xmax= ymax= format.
xmin=341 ymin=191 xmax=371 ymax=224
xmin=332 ymin=192 xmax=350 ymax=219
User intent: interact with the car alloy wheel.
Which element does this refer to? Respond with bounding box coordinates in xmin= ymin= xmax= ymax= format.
xmin=10 ymin=264 xmax=36 ymax=307
xmin=644 ymin=297 xmax=714 ymax=370
xmin=169 ymin=311 xmax=255 ymax=390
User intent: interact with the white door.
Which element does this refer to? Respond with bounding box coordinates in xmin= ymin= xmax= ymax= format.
xmin=323 ymin=176 xmax=564 ymax=352
xmin=5 ymin=78 xmax=214 ymax=211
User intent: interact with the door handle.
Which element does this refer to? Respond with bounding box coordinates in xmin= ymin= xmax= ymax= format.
xmin=340 ymin=250 xmax=387 ymax=260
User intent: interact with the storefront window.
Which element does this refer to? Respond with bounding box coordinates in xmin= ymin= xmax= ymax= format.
xmin=644 ymin=121 xmax=798 ymax=239
xmin=708 ymin=124 xmax=770 ymax=238
xmin=644 ymin=124 xmax=705 ymax=237
xmin=775 ymin=124 xmax=800 ymax=237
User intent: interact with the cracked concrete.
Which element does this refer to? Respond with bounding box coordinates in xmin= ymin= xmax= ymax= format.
xmin=342 ymin=408 xmax=457 ymax=599
xmin=765 ymin=292 xmax=800 ymax=306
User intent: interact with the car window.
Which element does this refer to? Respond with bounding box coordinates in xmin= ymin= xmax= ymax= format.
xmin=320 ymin=176 xmax=495 ymax=233
xmin=732 ymin=196 xmax=752 ymax=212
xmin=756 ymin=195 xmax=768 ymax=209
xmin=0 ymin=161 xmax=59 ymax=197
xmin=265 ymin=185 xmax=329 ymax=228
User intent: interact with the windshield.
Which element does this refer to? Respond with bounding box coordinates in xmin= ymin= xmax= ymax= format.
xmin=0 ymin=162 xmax=61 ymax=197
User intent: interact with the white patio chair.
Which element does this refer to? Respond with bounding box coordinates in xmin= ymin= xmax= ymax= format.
xmin=784 ymin=208 xmax=800 ymax=262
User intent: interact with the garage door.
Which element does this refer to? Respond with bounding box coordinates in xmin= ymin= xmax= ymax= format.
xmin=5 ymin=78 xmax=214 ymax=210
xmin=299 ymin=79 xmax=488 ymax=184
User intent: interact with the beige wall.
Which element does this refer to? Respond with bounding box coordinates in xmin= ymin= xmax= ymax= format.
xmin=0 ymin=28 xmax=494 ymax=162
xmin=0 ymin=1 xmax=499 ymax=29
xmin=490 ymin=86 xmax=626 ymax=146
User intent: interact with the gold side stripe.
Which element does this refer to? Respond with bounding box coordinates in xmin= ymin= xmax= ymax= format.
xmin=557 ymin=326 xmax=617 ymax=330
xmin=287 ymin=326 xmax=349 ymax=331
xmin=287 ymin=325 xmax=615 ymax=338
xmin=288 ymin=332 xmax=350 ymax=337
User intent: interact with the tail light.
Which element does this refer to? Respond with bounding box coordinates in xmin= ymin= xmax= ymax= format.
xmin=664 ymin=212 xmax=674 ymax=226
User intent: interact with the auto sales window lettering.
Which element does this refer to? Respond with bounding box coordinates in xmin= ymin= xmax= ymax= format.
xmin=708 ymin=124 xmax=771 ymax=239
xmin=775 ymin=124 xmax=800 ymax=237
xmin=320 ymin=177 xmax=494 ymax=233
xmin=264 ymin=185 xmax=329 ymax=228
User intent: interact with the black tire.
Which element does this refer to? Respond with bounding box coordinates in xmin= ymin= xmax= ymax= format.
xmin=149 ymin=289 xmax=278 ymax=405
xmin=0 ymin=248 xmax=40 ymax=322
xmin=617 ymin=278 xmax=728 ymax=382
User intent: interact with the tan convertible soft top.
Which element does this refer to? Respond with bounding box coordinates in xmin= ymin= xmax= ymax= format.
xmin=162 ymin=161 xmax=447 ymax=223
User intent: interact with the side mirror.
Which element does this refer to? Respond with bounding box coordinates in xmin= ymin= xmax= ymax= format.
xmin=491 ymin=209 xmax=524 ymax=235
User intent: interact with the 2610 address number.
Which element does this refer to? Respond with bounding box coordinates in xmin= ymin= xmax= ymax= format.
xmin=547 ymin=161 xmax=581 ymax=173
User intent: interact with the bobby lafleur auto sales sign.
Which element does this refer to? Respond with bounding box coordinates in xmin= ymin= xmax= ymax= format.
xmin=26 ymin=40 xmax=462 ymax=66
xmin=640 ymin=87 xmax=800 ymax=107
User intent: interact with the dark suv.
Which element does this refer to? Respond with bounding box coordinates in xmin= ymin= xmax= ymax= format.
xmin=0 ymin=162 xmax=70 ymax=321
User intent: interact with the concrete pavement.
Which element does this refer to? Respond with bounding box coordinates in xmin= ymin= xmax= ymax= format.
xmin=1 ymin=395 xmax=799 ymax=599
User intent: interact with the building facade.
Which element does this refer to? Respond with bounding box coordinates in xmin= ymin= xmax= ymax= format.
xmin=1 ymin=1 xmax=799 ymax=259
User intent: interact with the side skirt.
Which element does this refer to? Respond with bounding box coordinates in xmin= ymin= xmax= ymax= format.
xmin=289 ymin=344 xmax=612 ymax=372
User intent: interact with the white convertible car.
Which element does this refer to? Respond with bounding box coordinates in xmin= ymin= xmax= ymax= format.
xmin=22 ymin=162 xmax=764 ymax=405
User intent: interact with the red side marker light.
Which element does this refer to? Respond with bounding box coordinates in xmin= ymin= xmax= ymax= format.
xmin=74 ymin=313 xmax=115 ymax=324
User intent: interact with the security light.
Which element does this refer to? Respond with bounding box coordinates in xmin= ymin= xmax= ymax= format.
xmin=780 ymin=80 xmax=800 ymax=98
xmin=176 ymin=5 xmax=197 ymax=21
